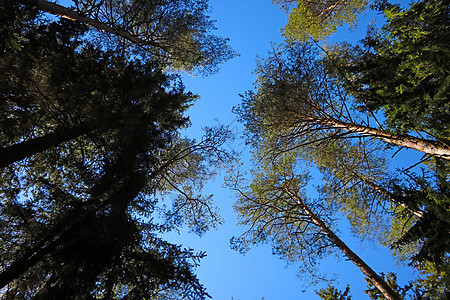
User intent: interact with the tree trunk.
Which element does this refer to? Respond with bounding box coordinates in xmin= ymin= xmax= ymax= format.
xmin=0 ymin=123 xmax=92 ymax=168
xmin=284 ymin=188 xmax=402 ymax=300
xmin=306 ymin=116 xmax=450 ymax=159
xmin=32 ymin=0 xmax=158 ymax=48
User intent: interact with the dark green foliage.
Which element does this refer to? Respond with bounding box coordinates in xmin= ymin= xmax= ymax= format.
xmin=233 ymin=0 xmax=450 ymax=295
xmin=0 ymin=0 xmax=37 ymax=52
xmin=363 ymin=271 xmax=448 ymax=300
xmin=316 ymin=284 xmax=352 ymax=300
xmin=33 ymin=0 xmax=236 ymax=74
xmin=0 ymin=0 xmax=233 ymax=298
xmin=412 ymin=262 xmax=450 ymax=299
xmin=325 ymin=0 xmax=450 ymax=286
xmin=390 ymin=161 xmax=450 ymax=267
xmin=364 ymin=273 xmax=411 ymax=299
xmin=338 ymin=0 xmax=450 ymax=138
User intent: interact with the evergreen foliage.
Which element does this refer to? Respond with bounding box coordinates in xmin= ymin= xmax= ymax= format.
xmin=0 ymin=0 xmax=234 ymax=297
xmin=233 ymin=0 xmax=450 ymax=296
xmin=335 ymin=0 xmax=450 ymax=138
xmin=316 ymin=284 xmax=352 ymax=300
xmin=273 ymin=0 xmax=368 ymax=41
xmin=29 ymin=0 xmax=236 ymax=74
xmin=328 ymin=0 xmax=450 ymax=277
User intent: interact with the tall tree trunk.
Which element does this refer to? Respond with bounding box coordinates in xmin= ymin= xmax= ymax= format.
xmin=305 ymin=116 xmax=450 ymax=159
xmin=32 ymin=0 xmax=158 ymax=48
xmin=0 ymin=123 xmax=92 ymax=168
xmin=284 ymin=188 xmax=401 ymax=300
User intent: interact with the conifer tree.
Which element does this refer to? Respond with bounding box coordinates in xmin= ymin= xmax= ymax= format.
xmin=0 ymin=1 xmax=234 ymax=297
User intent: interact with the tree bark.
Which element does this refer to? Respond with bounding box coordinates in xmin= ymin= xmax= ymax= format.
xmin=284 ymin=188 xmax=401 ymax=300
xmin=32 ymin=0 xmax=159 ymax=48
xmin=0 ymin=123 xmax=92 ymax=168
xmin=305 ymin=116 xmax=450 ymax=159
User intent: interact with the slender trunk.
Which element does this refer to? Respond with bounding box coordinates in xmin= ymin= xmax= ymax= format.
xmin=32 ymin=0 xmax=158 ymax=48
xmin=284 ymin=188 xmax=401 ymax=300
xmin=306 ymin=116 xmax=450 ymax=159
xmin=0 ymin=123 xmax=92 ymax=168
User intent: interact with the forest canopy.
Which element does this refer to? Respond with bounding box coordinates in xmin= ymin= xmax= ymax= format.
xmin=231 ymin=0 xmax=449 ymax=298
xmin=0 ymin=0 xmax=235 ymax=298
xmin=0 ymin=0 xmax=449 ymax=299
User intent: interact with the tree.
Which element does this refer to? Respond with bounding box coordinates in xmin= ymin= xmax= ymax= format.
xmin=0 ymin=146 xmax=212 ymax=299
xmin=238 ymin=39 xmax=449 ymax=218
xmin=236 ymin=3 xmax=449 ymax=292
xmin=316 ymin=284 xmax=352 ymax=300
xmin=235 ymin=37 xmax=450 ymax=291
xmin=237 ymin=41 xmax=449 ymax=160
xmin=0 ymin=123 xmax=233 ymax=298
xmin=227 ymin=149 xmax=400 ymax=299
xmin=0 ymin=1 xmax=235 ymax=297
xmin=235 ymin=38 xmax=447 ymax=231
xmin=27 ymin=0 xmax=235 ymax=74
xmin=334 ymin=0 xmax=450 ymax=139
xmin=326 ymin=0 xmax=450 ymax=273
xmin=273 ymin=0 xmax=368 ymax=41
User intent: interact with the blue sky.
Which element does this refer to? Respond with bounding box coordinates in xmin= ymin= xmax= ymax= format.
xmin=162 ymin=1 xmax=419 ymax=299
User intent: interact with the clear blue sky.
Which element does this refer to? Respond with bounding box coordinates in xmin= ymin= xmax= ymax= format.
xmin=162 ymin=1 xmax=419 ymax=299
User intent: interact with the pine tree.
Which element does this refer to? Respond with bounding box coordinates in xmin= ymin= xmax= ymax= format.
xmin=0 ymin=1 xmax=234 ymax=297
xmin=28 ymin=0 xmax=236 ymax=74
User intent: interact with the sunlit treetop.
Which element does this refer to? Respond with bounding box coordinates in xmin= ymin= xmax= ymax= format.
xmin=273 ymin=0 xmax=368 ymax=41
xmin=30 ymin=0 xmax=237 ymax=75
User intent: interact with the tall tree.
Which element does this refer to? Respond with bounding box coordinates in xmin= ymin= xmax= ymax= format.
xmin=28 ymin=0 xmax=235 ymax=74
xmin=237 ymin=41 xmax=449 ymax=159
xmin=333 ymin=0 xmax=450 ymax=139
xmin=236 ymin=39 xmax=450 ymax=283
xmin=327 ymin=0 xmax=450 ymax=270
xmin=234 ymin=0 xmax=450 ymax=294
xmin=227 ymin=150 xmax=400 ymax=299
xmin=0 ymin=145 xmax=212 ymax=299
xmin=0 ymin=1 xmax=235 ymax=297
xmin=273 ymin=0 xmax=368 ymax=41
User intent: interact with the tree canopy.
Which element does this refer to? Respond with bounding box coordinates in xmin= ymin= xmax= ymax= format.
xmin=233 ymin=0 xmax=450 ymax=296
xmin=332 ymin=0 xmax=450 ymax=139
xmin=273 ymin=0 xmax=368 ymax=41
xmin=227 ymin=140 xmax=400 ymax=299
xmin=29 ymin=0 xmax=236 ymax=74
xmin=0 ymin=0 xmax=235 ymax=297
